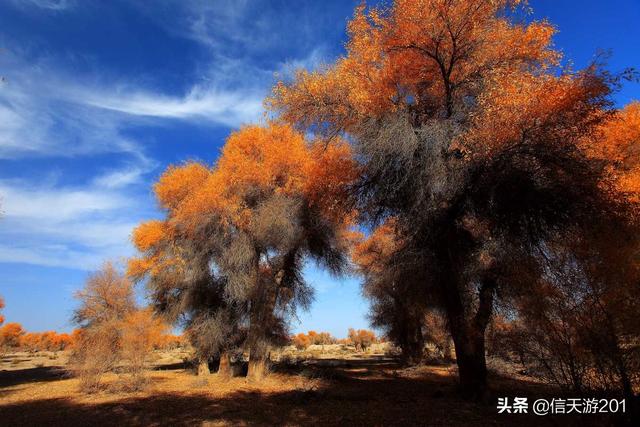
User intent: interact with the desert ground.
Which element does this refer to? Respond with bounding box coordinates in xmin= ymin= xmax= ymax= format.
xmin=0 ymin=345 xmax=625 ymax=426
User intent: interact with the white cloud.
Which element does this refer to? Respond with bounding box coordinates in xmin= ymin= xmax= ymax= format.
xmin=0 ymin=72 xmax=144 ymax=159
xmin=12 ymin=0 xmax=73 ymax=11
xmin=0 ymin=182 xmax=127 ymax=222
xmin=91 ymin=166 xmax=146 ymax=190
xmin=79 ymin=84 xmax=264 ymax=128
xmin=276 ymin=47 xmax=328 ymax=78
xmin=0 ymin=2 xmax=329 ymax=271
xmin=0 ymin=244 xmax=122 ymax=270
xmin=0 ymin=49 xmax=267 ymax=160
xmin=0 ymin=178 xmax=148 ymax=270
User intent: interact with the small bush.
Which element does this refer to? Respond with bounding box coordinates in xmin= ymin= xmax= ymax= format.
xmin=292 ymin=333 xmax=311 ymax=350
xmin=70 ymin=262 xmax=166 ymax=393
xmin=70 ymin=322 xmax=121 ymax=393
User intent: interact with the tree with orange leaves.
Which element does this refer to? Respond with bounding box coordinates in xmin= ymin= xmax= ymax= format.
xmin=348 ymin=328 xmax=377 ymax=352
xmin=130 ymin=123 xmax=358 ymax=380
xmin=270 ymin=0 xmax=639 ymax=399
xmin=591 ymin=101 xmax=640 ymax=203
xmin=74 ymin=261 xmax=136 ymax=328
xmin=292 ymin=333 xmax=311 ymax=350
xmin=18 ymin=331 xmax=74 ymax=352
xmin=291 ymin=330 xmax=336 ymax=349
xmin=120 ymin=308 xmax=167 ymax=387
xmin=0 ymin=322 xmax=25 ymax=349
xmin=71 ymin=262 xmax=167 ymax=391
xmin=0 ymin=295 xmax=4 ymax=325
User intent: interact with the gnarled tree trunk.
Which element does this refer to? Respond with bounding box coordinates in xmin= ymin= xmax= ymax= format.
xmin=450 ymin=324 xmax=489 ymax=400
xmin=247 ymin=278 xmax=279 ymax=381
xmin=217 ymin=351 xmax=232 ymax=378
xmin=399 ymin=308 xmax=425 ymax=366
xmin=437 ymin=231 xmax=496 ymax=401
xmin=197 ymin=358 xmax=210 ymax=376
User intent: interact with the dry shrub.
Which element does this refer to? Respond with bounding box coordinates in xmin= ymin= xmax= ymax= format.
xmin=70 ymin=322 xmax=120 ymax=392
xmin=120 ymin=309 xmax=166 ymax=390
xmin=423 ymin=312 xmax=454 ymax=361
xmin=71 ymin=311 xmax=166 ymax=393
xmin=71 ymin=262 xmax=166 ymax=392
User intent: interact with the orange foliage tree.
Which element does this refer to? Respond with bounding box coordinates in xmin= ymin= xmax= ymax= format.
xmin=269 ymin=0 xmax=639 ymax=399
xmin=292 ymin=330 xmax=336 ymax=349
xmin=348 ymin=328 xmax=377 ymax=352
xmin=0 ymin=322 xmax=25 ymax=349
xmin=591 ymin=101 xmax=640 ymax=202
xmin=292 ymin=333 xmax=311 ymax=350
xmin=19 ymin=331 xmax=74 ymax=352
xmin=130 ymin=123 xmax=358 ymax=380
xmin=0 ymin=295 xmax=4 ymax=325
xmin=71 ymin=262 xmax=166 ymax=391
xmin=120 ymin=308 xmax=167 ymax=385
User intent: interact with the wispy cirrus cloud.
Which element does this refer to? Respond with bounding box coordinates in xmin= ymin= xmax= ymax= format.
xmin=77 ymin=84 xmax=264 ymax=128
xmin=0 ymin=177 xmax=146 ymax=269
xmin=11 ymin=0 xmax=73 ymax=11
xmin=131 ymin=0 xmax=335 ymax=68
xmin=0 ymin=50 xmax=266 ymax=160
xmin=0 ymin=0 xmax=334 ymax=273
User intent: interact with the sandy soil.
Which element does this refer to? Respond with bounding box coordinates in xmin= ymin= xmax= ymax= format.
xmin=0 ymin=349 xmax=627 ymax=426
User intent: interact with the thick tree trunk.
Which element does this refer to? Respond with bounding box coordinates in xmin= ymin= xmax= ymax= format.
xmin=247 ymin=353 xmax=269 ymax=381
xmin=217 ymin=351 xmax=232 ymax=378
xmin=247 ymin=315 xmax=271 ymax=381
xmin=451 ymin=328 xmax=489 ymax=401
xmin=247 ymin=274 xmax=279 ymax=381
xmin=439 ymin=246 xmax=495 ymax=401
xmin=247 ymin=319 xmax=271 ymax=382
xmin=197 ymin=359 xmax=210 ymax=376
xmin=246 ymin=250 xmax=296 ymax=381
xmin=401 ymin=313 xmax=425 ymax=366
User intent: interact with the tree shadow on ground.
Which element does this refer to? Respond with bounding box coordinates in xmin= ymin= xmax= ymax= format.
xmin=0 ymin=360 xmax=622 ymax=426
xmin=0 ymin=365 xmax=68 ymax=388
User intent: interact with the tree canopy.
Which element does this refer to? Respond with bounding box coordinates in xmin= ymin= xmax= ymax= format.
xmin=125 ymin=0 xmax=640 ymax=400
xmin=130 ymin=123 xmax=358 ymax=379
xmin=268 ymin=0 xmax=639 ymax=399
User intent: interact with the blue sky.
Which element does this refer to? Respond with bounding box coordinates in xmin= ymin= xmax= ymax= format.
xmin=0 ymin=0 xmax=638 ymax=337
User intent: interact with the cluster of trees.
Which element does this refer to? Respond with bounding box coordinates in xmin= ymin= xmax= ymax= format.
xmin=347 ymin=328 xmax=378 ymax=352
xmin=266 ymin=0 xmax=640 ymax=401
xmin=67 ymin=0 xmax=637 ymax=402
xmin=157 ymin=333 xmax=187 ymax=350
xmin=290 ymin=329 xmax=378 ymax=351
xmin=291 ymin=330 xmax=337 ymax=349
xmin=0 ymin=322 xmax=74 ymax=352
xmin=16 ymin=330 xmax=74 ymax=352
xmin=0 ymin=296 xmax=75 ymax=352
